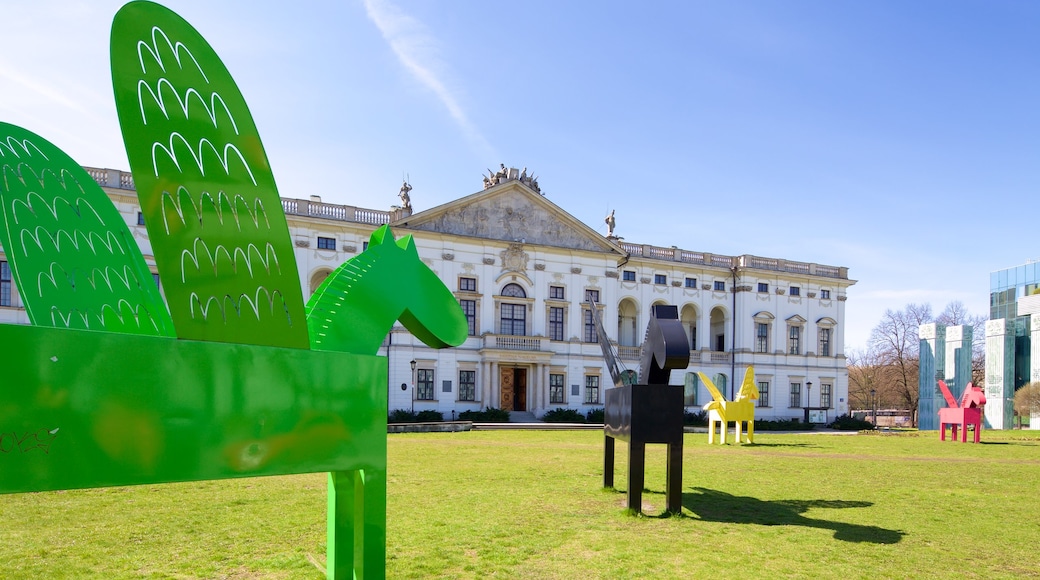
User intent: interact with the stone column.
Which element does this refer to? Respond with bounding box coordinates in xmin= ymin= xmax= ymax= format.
xmin=490 ymin=361 xmax=499 ymax=408
xmin=481 ymin=361 xmax=491 ymax=405
xmin=918 ymin=323 xmax=945 ymax=430
xmin=985 ymin=319 xmax=1015 ymax=429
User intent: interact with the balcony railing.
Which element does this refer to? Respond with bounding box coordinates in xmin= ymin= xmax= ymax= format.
xmin=618 ymin=345 xmax=641 ymax=361
xmin=618 ymin=241 xmax=848 ymax=279
xmin=709 ymin=352 xmax=731 ymax=363
xmin=483 ymin=334 xmax=547 ymax=351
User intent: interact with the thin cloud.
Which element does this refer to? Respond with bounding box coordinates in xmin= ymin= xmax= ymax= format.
xmin=362 ymin=0 xmax=495 ymax=158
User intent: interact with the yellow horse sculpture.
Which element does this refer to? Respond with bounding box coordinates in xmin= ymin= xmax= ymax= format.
xmin=699 ymin=367 xmax=760 ymax=444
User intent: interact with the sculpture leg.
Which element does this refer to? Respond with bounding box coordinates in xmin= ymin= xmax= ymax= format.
xmin=361 ymin=469 xmax=387 ymax=580
xmin=975 ymin=422 xmax=982 ymax=443
xmin=961 ymin=422 xmax=968 ymax=443
xmin=628 ymin=442 xmax=645 ymax=513
xmin=735 ymin=420 xmax=743 ymax=444
xmin=721 ymin=420 xmax=728 ymax=445
xmin=707 ymin=418 xmax=716 ymax=444
xmin=327 ymin=469 xmax=387 ymax=580
xmin=327 ymin=470 xmax=358 ymax=580
xmin=604 ymin=435 xmax=615 ymax=488
xmin=940 ymin=423 xmax=946 ymax=441
xmin=746 ymin=420 xmax=755 ymax=444
xmin=665 ymin=441 xmax=683 ymax=514
xmin=951 ymin=424 xmax=959 ymax=442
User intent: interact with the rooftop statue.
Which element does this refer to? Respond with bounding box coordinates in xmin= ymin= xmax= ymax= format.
xmin=483 ymin=163 xmax=541 ymax=193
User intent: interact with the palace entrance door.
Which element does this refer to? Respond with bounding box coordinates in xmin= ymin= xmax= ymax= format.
xmin=500 ymin=367 xmax=527 ymax=411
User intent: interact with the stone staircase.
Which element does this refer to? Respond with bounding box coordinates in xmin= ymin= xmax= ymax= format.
xmin=508 ymin=411 xmax=539 ymax=423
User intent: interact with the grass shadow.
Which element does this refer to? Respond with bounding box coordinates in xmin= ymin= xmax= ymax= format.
xmin=682 ymin=487 xmax=904 ymax=544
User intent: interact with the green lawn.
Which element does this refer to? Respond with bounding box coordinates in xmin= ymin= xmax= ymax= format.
xmin=2 ymin=430 xmax=1039 ymax=579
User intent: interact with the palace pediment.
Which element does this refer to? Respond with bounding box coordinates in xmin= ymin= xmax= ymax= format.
xmin=393 ymin=181 xmax=623 ymax=255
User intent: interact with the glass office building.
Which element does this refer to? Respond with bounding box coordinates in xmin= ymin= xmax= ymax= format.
xmin=990 ymin=263 xmax=1040 ymax=390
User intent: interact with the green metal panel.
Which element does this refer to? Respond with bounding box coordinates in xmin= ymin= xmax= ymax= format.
xmin=307 ymin=226 xmax=468 ymax=355
xmin=110 ymin=0 xmax=308 ymax=348
xmin=0 ymin=323 xmax=386 ymax=494
xmin=0 ymin=123 xmax=174 ymax=336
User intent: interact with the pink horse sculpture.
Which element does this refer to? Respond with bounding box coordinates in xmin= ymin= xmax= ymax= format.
xmin=937 ymin=380 xmax=986 ymax=443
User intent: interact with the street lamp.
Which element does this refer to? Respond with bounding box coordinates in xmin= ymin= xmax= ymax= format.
xmin=870 ymin=388 xmax=877 ymax=426
xmin=409 ymin=359 xmax=417 ymax=413
xmin=806 ymin=381 xmax=812 ymax=408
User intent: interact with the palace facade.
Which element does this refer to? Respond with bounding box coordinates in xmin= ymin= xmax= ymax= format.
xmin=0 ymin=167 xmax=856 ymax=421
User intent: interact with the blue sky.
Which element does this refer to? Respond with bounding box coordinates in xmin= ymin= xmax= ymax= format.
xmin=1 ymin=1 xmax=1037 ymax=349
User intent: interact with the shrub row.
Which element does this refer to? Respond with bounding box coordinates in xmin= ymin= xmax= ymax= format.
xmin=457 ymin=407 xmax=511 ymax=423
xmin=828 ymin=413 xmax=876 ymax=431
xmin=539 ymin=408 xmax=606 ymax=423
xmin=388 ymin=409 xmax=444 ymax=423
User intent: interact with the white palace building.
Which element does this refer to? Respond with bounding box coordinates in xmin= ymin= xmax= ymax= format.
xmin=0 ymin=166 xmax=856 ymax=421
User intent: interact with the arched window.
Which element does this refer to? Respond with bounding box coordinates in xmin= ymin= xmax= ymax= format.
xmin=500 ymin=283 xmax=527 ymax=335
xmin=710 ymin=307 xmax=727 ymax=352
xmin=501 ymin=283 xmax=526 ymax=298
xmin=684 ymin=372 xmax=699 ymax=406
xmin=617 ymin=299 xmax=638 ymax=347
xmin=713 ymin=373 xmax=728 ymax=397
xmin=309 ymin=269 xmax=332 ymax=294
xmin=681 ymin=305 xmax=698 ymax=350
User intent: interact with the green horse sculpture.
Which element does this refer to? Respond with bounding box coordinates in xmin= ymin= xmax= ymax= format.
xmin=0 ymin=2 xmax=468 ymax=579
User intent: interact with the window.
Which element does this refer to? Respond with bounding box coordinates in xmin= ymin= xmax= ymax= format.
xmin=715 ymin=334 xmax=725 ymax=352
xmin=789 ymin=383 xmax=802 ymax=408
xmin=654 ymin=274 xmax=667 ymax=285
xmin=684 ymin=372 xmax=699 ymax=406
xmin=0 ymin=261 xmax=10 ymax=307
xmin=549 ymin=285 xmax=565 ymax=300
xmin=788 ymin=325 xmax=801 ymax=355
xmin=550 ymin=374 xmax=565 ymax=404
xmin=819 ymin=328 xmax=831 ymax=357
xmin=758 ymin=282 xmax=769 ymax=293
xmin=459 ymin=277 xmax=476 ymax=292
xmin=623 ymin=270 xmax=636 ymax=282
xmin=685 ymin=277 xmax=697 ymax=288
xmin=583 ymin=290 xmax=600 ymax=343
xmin=362 ymin=241 xmax=369 ymax=252
xmin=758 ymin=382 xmax=770 ymax=407
xmin=820 ymin=289 xmax=831 ymax=300
xmin=820 ymin=383 xmax=832 ymax=408
xmin=459 ymin=370 xmax=476 ymax=402
xmin=500 ymin=303 xmax=526 ymax=335
xmin=756 ymin=323 xmax=769 ymax=353
xmin=136 ymin=211 xmax=146 ymax=225
xmin=789 ymin=286 xmax=800 ymax=296
xmin=460 ymin=299 xmax=476 ymax=335
xmin=584 ymin=375 xmax=600 ymax=404
xmin=584 ymin=309 xmax=598 ymax=343
xmin=317 ymin=236 xmax=336 ymax=250
xmin=502 ymin=283 xmax=526 ymax=298
xmin=714 ymin=280 xmax=725 ymax=291
xmin=152 ymin=272 xmax=161 ymax=289
xmin=417 ymin=369 xmax=435 ymax=400
xmin=548 ymin=307 xmax=564 ymax=341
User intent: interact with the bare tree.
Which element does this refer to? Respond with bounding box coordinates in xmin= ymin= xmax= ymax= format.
xmin=867 ymin=303 xmax=932 ymax=426
xmin=935 ymin=301 xmax=988 ymax=386
xmin=1014 ymin=383 xmax=1040 ymax=427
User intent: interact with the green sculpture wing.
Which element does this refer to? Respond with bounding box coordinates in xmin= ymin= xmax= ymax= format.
xmin=0 ymin=122 xmax=174 ymax=336
xmin=110 ymin=0 xmax=308 ymax=348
